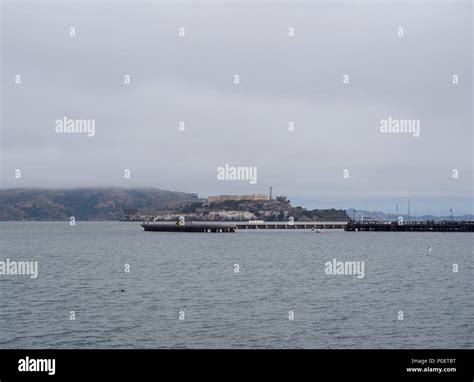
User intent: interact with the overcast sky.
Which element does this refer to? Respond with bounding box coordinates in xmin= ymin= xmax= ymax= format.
xmin=1 ymin=0 xmax=472 ymax=215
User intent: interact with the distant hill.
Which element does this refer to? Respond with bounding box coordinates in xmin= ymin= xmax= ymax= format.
xmin=0 ymin=188 xmax=350 ymax=222
xmin=0 ymin=188 xmax=202 ymax=221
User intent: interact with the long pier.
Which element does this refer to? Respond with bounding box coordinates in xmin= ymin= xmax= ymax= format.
xmin=142 ymin=220 xmax=473 ymax=233
xmin=345 ymin=220 xmax=474 ymax=232
xmin=142 ymin=221 xmax=347 ymax=233
xmin=235 ymin=221 xmax=347 ymax=230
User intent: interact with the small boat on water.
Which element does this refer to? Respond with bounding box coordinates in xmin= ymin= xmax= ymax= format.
xmin=312 ymin=228 xmax=325 ymax=233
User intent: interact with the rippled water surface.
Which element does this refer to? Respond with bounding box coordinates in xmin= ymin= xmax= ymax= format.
xmin=0 ymin=222 xmax=472 ymax=348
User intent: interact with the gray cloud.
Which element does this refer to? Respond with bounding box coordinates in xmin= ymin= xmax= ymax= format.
xmin=1 ymin=1 xmax=472 ymax=214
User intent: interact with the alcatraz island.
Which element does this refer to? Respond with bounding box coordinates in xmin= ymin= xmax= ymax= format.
xmin=122 ymin=189 xmax=349 ymax=222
